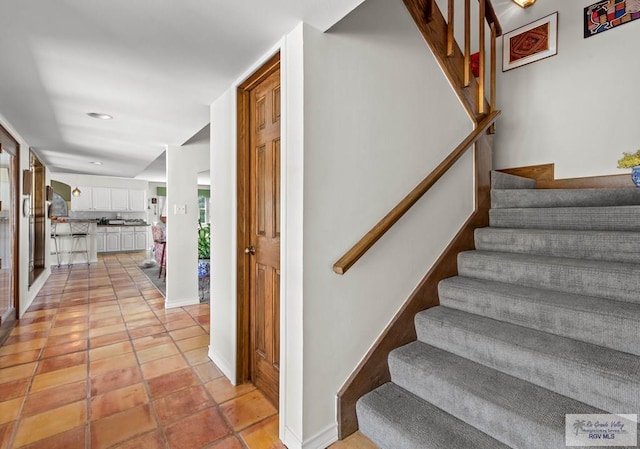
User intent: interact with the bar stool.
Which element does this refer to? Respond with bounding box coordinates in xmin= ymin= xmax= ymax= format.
xmin=152 ymin=225 xmax=166 ymax=279
xmin=50 ymin=221 xmax=62 ymax=267
xmin=69 ymin=221 xmax=90 ymax=266
xmin=157 ymin=240 xmax=166 ymax=279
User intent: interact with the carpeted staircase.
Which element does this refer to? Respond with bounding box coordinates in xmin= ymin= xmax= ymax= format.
xmin=357 ymin=171 xmax=640 ymax=448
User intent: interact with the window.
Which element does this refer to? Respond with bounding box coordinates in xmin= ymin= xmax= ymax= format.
xmin=198 ymin=189 xmax=210 ymax=224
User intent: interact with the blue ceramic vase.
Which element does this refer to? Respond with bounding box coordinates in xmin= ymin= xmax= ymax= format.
xmin=198 ymin=259 xmax=210 ymax=278
xmin=632 ymin=166 xmax=640 ymax=188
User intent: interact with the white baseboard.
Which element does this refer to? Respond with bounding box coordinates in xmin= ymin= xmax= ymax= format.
xmin=282 ymin=425 xmax=303 ymax=449
xmin=302 ymin=423 xmax=338 ymax=449
xmin=21 ymin=267 xmax=52 ymax=318
xmin=208 ymin=346 xmax=235 ymax=382
xmin=164 ymin=296 xmax=200 ymax=309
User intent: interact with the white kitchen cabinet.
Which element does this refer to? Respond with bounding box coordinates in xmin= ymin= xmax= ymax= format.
xmin=95 ymin=228 xmax=106 ymax=252
xmin=105 ymin=228 xmax=121 ymax=252
xmin=98 ymin=226 xmax=149 ymax=253
xmin=70 ymin=186 xmax=93 ymax=211
xmin=120 ymin=229 xmax=135 ymax=251
xmin=134 ymin=227 xmax=148 ymax=250
xmin=128 ymin=190 xmax=146 ymax=211
xmin=110 ymin=188 xmax=129 ymax=211
xmin=92 ymin=188 xmax=111 ymax=210
xmin=71 ymin=186 xmax=146 ymax=212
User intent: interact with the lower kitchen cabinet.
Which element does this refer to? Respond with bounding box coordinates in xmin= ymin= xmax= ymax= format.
xmin=97 ymin=226 xmax=149 ymax=253
xmin=134 ymin=227 xmax=148 ymax=251
xmin=120 ymin=229 xmax=135 ymax=251
xmin=105 ymin=230 xmax=121 ymax=252
xmin=95 ymin=228 xmax=106 ymax=252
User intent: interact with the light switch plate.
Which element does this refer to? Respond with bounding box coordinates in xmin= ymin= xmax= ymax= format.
xmin=174 ymin=204 xmax=187 ymax=215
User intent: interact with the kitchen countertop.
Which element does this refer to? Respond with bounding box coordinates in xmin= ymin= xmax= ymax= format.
xmin=97 ymin=223 xmax=150 ymax=227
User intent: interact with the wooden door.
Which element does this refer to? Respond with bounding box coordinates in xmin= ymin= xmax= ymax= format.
xmin=247 ymin=65 xmax=281 ymax=407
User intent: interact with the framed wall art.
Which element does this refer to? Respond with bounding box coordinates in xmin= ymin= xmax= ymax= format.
xmin=585 ymin=0 xmax=640 ymax=38
xmin=503 ymin=12 xmax=558 ymax=72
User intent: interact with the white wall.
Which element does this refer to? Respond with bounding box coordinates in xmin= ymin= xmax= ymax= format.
xmin=209 ymin=86 xmax=238 ymax=380
xmin=165 ymin=141 xmax=209 ymax=308
xmin=0 ymin=113 xmax=50 ymax=317
xmin=50 ymin=173 xmax=149 ymax=190
xmin=209 ymin=30 xmax=307 ymax=447
xmin=494 ymin=0 xmax=640 ymax=178
xmin=211 ymin=0 xmax=474 ymax=447
xmin=300 ymin=0 xmax=473 ymax=443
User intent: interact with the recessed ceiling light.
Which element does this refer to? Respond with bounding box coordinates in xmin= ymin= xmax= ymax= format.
xmin=90 ymin=161 xmax=103 ymax=165
xmin=87 ymin=112 xmax=113 ymax=120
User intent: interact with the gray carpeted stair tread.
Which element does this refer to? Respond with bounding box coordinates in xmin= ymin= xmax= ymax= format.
xmin=389 ymin=342 xmax=622 ymax=449
xmin=415 ymin=306 xmax=640 ymax=413
xmin=458 ymin=250 xmax=640 ymax=304
xmin=357 ymin=382 xmax=510 ymax=449
xmin=357 ymin=181 xmax=640 ymax=448
xmin=474 ymin=227 xmax=640 ymax=263
xmin=438 ymin=276 xmax=640 ymax=356
xmin=491 ymin=171 xmax=537 ymax=189
xmin=492 ymin=188 xmax=640 ymax=209
xmin=490 ymin=205 xmax=640 ymax=231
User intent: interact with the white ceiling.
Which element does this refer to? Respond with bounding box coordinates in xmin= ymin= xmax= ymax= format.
xmin=0 ymin=0 xmax=366 ymax=180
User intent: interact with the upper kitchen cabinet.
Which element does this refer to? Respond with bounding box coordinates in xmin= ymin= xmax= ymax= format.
xmin=71 ymin=187 xmax=146 ymax=211
xmin=92 ymin=188 xmax=111 ymax=210
xmin=70 ymin=186 xmax=93 ymax=211
xmin=128 ymin=190 xmax=146 ymax=211
xmin=71 ymin=187 xmax=110 ymax=211
xmin=107 ymin=188 xmax=145 ymax=211
xmin=110 ymin=188 xmax=129 ymax=211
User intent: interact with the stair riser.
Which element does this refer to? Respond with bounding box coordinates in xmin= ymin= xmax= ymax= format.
xmin=491 ymin=171 xmax=537 ymax=190
xmin=458 ymin=252 xmax=640 ymax=304
xmin=490 ymin=207 xmax=640 ymax=232
xmin=438 ymin=279 xmax=640 ymax=357
xmin=491 ymin=189 xmax=640 ymax=209
xmin=415 ymin=310 xmax=640 ymax=414
xmin=389 ymin=343 xmax=603 ymax=449
xmin=474 ymin=228 xmax=640 ymax=264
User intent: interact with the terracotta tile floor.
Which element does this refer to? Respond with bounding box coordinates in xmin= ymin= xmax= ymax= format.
xmin=0 ymin=253 xmax=376 ymax=449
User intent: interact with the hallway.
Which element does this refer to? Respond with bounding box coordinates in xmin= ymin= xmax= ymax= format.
xmin=0 ymin=253 xmax=375 ymax=449
xmin=0 ymin=253 xmax=283 ymax=449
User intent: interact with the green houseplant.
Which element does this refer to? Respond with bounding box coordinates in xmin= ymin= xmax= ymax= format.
xmin=197 ymin=221 xmax=211 ymax=259
xmin=197 ymin=222 xmax=211 ymax=279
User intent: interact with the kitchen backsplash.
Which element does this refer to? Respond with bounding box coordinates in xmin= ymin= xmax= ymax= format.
xmin=69 ymin=211 xmax=148 ymax=222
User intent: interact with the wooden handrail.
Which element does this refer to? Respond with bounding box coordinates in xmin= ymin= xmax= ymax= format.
xmin=333 ymin=110 xmax=501 ymax=275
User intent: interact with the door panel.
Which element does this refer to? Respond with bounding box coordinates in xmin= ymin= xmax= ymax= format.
xmin=249 ymin=68 xmax=281 ymax=407
xmin=0 ymin=140 xmax=17 ymax=341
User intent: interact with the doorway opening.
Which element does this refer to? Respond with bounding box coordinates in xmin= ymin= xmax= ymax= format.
xmin=29 ymin=151 xmax=47 ymax=286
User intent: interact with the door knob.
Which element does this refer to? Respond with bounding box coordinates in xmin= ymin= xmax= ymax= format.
xmin=244 ymin=245 xmax=256 ymax=255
